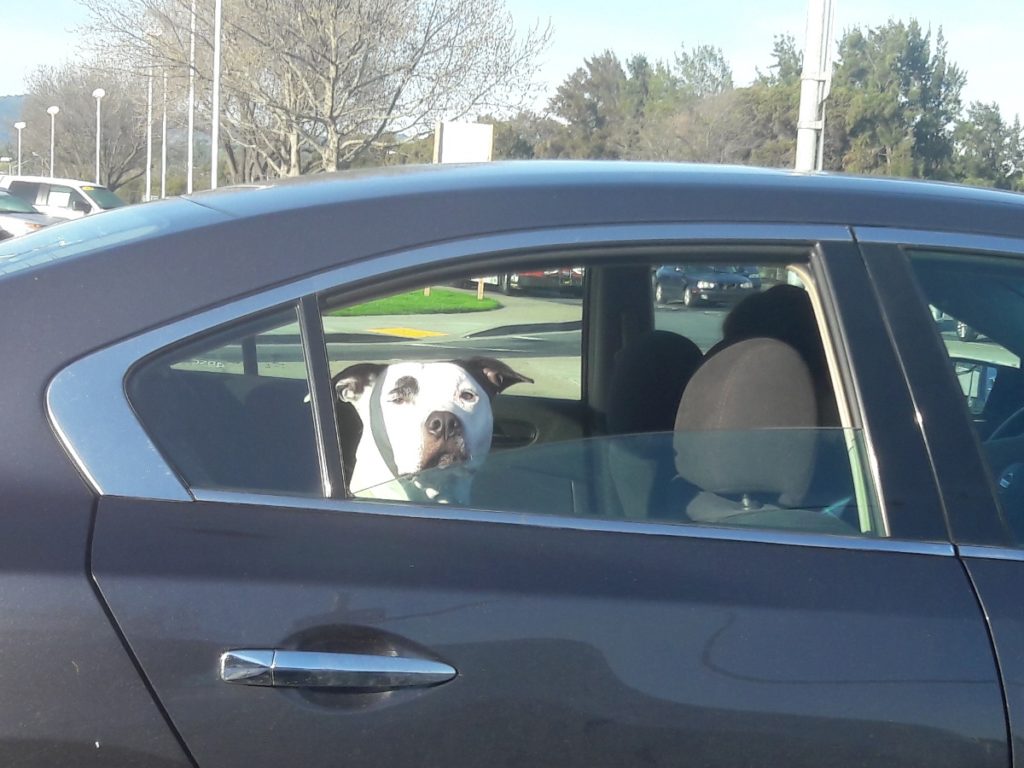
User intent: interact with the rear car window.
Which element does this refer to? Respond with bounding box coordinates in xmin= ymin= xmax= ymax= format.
xmin=128 ymin=307 xmax=320 ymax=497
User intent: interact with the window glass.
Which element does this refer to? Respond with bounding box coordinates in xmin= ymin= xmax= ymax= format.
xmin=128 ymin=307 xmax=321 ymax=496
xmin=0 ymin=191 xmax=38 ymax=214
xmin=81 ymin=185 xmax=126 ymax=209
xmin=323 ymin=257 xmax=882 ymax=538
xmin=46 ymin=186 xmax=72 ymax=208
xmin=8 ymin=181 xmax=40 ymax=205
xmin=910 ymin=250 xmax=1024 ymax=543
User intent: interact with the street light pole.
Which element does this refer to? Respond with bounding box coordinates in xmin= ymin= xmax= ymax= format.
xmin=795 ymin=0 xmax=835 ymax=172
xmin=146 ymin=67 xmax=153 ymax=201
xmin=187 ymin=0 xmax=196 ymax=194
xmin=13 ymin=122 xmax=25 ymax=175
xmin=92 ymin=88 xmax=105 ymax=184
xmin=211 ymin=0 xmax=223 ymax=189
xmin=46 ymin=106 xmax=59 ymax=178
xmin=161 ymin=70 xmax=168 ymax=199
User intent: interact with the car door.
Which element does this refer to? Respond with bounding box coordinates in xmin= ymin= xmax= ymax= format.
xmin=72 ymin=230 xmax=1005 ymax=768
xmin=859 ymin=232 xmax=1024 ymax=768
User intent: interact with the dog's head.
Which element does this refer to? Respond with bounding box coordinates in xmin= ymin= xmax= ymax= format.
xmin=333 ymin=357 xmax=532 ymax=499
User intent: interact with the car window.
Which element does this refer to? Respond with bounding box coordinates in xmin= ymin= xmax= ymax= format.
xmin=909 ymin=250 xmax=1024 ymax=543
xmin=47 ymin=185 xmax=90 ymax=211
xmin=122 ymin=253 xmax=883 ymax=539
xmin=127 ymin=307 xmax=321 ymax=496
xmin=0 ymin=192 xmax=37 ymax=214
xmin=46 ymin=185 xmax=73 ymax=209
xmin=81 ymin=185 xmax=126 ymax=209
xmin=322 ymin=257 xmax=883 ymax=538
xmin=7 ymin=181 xmax=41 ymax=206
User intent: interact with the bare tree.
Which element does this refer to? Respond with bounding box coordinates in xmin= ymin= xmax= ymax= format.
xmin=20 ymin=63 xmax=149 ymax=190
xmin=79 ymin=0 xmax=550 ymax=179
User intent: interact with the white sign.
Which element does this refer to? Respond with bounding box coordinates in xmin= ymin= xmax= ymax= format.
xmin=433 ymin=121 xmax=494 ymax=163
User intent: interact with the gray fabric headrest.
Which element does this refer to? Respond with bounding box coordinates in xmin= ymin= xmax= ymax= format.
xmin=608 ymin=330 xmax=703 ymax=435
xmin=674 ymin=338 xmax=817 ymax=505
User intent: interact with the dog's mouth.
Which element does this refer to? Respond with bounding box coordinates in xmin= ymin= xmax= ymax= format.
xmin=421 ymin=438 xmax=469 ymax=471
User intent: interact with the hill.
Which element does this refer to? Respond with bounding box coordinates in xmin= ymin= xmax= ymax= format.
xmin=0 ymin=96 xmax=25 ymax=146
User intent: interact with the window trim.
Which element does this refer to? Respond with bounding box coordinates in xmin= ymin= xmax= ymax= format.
xmin=47 ymin=222 xmax=853 ymax=504
xmin=191 ymin=487 xmax=954 ymax=557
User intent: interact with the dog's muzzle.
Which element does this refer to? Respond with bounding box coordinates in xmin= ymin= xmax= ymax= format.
xmin=422 ymin=410 xmax=469 ymax=469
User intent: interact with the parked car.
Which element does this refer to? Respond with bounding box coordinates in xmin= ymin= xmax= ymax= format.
xmin=4 ymin=162 xmax=1024 ymax=767
xmin=0 ymin=189 xmax=61 ymax=237
xmin=0 ymin=174 xmax=126 ymax=220
xmin=653 ymin=263 xmax=759 ymax=306
xmin=474 ymin=266 xmax=585 ymax=295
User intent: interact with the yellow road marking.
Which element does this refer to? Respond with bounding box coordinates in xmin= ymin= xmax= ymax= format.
xmin=369 ymin=326 xmax=445 ymax=339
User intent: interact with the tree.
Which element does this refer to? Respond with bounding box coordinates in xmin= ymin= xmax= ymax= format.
xmin=548 ymin=50 xmax=631 ymax=158
xmin=80 ymin=0 xmax=551 ymax=179
xmin=953 ymin=102 xmax=1023 ymax=189
xmin=674 ymin=43 xmax=733 ymax=100
xmin=828 ymin=20 xmax=965 ymax=178
xmin=20 ymin=63 xmax=148 ymax=190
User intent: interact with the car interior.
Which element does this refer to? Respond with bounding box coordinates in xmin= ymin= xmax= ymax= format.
xmin=128 ymin=246 xmax=884 ymax=539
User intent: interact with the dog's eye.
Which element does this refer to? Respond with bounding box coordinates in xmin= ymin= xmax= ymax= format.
xmin=459 ymin=390 xmax=479 ymax=404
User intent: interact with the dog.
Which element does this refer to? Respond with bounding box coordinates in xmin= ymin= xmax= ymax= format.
xmin=332 ymin=357 xmax=532 ymax=503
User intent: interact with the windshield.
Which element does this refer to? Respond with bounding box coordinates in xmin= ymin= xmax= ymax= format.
xmin=0 ymin=192 xmax=38 ymax=215
xmin=81 ymin=186 xmax=127 ymax=210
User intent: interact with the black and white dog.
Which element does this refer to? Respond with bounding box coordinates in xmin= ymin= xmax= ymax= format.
xmin=332 ymin=357 xmax=532 ymax=502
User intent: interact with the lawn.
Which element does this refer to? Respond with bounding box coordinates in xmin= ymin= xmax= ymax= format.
xmin=329 ymin=287 xmax=501 ymax=316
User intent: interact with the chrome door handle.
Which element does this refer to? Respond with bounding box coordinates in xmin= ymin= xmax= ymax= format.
xmin=220 ymin=649 xmax=457 ymax=689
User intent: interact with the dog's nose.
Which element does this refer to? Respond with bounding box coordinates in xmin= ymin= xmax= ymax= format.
xmin=426 ymin=411 xmax=462 ymax=440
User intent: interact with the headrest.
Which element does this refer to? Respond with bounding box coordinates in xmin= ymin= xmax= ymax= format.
xmin=607 ymin=330 xmax=703 ymax=435
xmin=674 ymin=337 xmax=817 ymax=505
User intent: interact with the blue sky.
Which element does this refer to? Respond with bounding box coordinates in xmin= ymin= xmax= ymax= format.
xmin=4 ymin=0 xmax=1023 ymax=120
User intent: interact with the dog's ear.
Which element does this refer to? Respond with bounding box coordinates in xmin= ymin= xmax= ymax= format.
xmin=455 ymin=357 xmax=534 ymax=400
xmin=333 ymin=363 xmax=386 ymax=403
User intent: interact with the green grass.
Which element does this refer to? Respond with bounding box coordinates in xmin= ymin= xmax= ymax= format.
xmin=329 ymin=287 xmax=502 ymax=316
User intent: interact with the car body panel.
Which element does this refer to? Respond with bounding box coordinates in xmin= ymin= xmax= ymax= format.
xmin=93 ymin=496 xmax=1006 ymax=768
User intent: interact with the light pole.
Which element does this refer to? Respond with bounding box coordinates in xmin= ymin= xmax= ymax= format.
xmin=31 ymin=151 xmax=44 ymax=176
xmin=46 ymin=106 xmax=59 ymax=178
xmin=186 ymin=0 xmax=196 ymax=193
xmin=13 ymin=122 xmax=25 ymax=175
xmin=145 ymin=67 xmax=153 ymax=201
xmin=211 ymin=0 xmax=223 ymax=189
xmin=92 ymin=88 xmax=105 ymax=184
xmin=146 ymin=26 xmax=163 ymax=202
xmin=161 ymin=70 xmax=168 ymax=198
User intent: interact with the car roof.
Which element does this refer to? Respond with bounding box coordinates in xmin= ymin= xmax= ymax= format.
xmin=0 ymin=174 xmax=111 ymax=189
xmin=182 ymin=161 xmax=1024 ymax=230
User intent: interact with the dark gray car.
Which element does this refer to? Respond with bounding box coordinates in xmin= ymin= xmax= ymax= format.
xmin=1 ymin=162 xmax=1022 ymax=768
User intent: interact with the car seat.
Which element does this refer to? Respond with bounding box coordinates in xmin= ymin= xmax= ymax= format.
xmin=605 ymin=330 xmax=703 ymax=519
xmin=671 ymin=337 xmax=854 ymax=533
xmin=715 ymin=284 xmax=840 ymax=426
